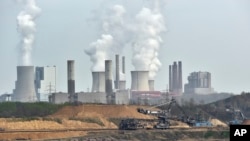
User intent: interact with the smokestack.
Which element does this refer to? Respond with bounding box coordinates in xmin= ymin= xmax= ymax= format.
xmin=67 ymin=60 xmax=75 ymax=103
xmin=122 ymin=56 xmax=125 ymax=74
xmin=169 ymin=65 xmax=172 ymax=92
xmin=131 ymin=71 xmax=149 ymax=91
xmin=115 ymin=54 xmax=120 ymax=89
xmin=172 ymin=62 xmax=178 ymax=90
xmin=105 ymin=60 xmax=113 ymax=104
xmin=92 ymin=71 xmax=105 ymax=92
xmin=178 ymin=61 xmax=182 ymax=92
xmin=148 ymin=80 xmax=154 ymax=91
xmin=207 ymin=72 xmax=211 ymax=88
xmin=13 ymin=66 xmax=37 ymax=102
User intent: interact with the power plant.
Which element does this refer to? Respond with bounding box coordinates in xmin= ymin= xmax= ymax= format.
xmin=35 ymin=66 xmax=56 ymax=101
xmin=13 ymin=66 xmax=37 ymax=102
xmin=6 ymin=55 xmax=220 ymax=105
xmin=184 ymin=71 xmax=214 ymax=95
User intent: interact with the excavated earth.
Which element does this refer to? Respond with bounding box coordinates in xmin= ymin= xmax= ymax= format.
xmin=0 ymin=104 xmax=228 ymax=140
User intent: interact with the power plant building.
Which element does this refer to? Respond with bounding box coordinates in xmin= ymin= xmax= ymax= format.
xmin=35 ymin=66 xmax=56 ymax=101
xmin=184 ymin=71 xmax=214 ymax=95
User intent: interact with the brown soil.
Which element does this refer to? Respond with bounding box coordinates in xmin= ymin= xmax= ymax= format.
xmin=242 ymin=119 xmax=250 ymax=125
xmin=210 ymin=118 xmax=228 ymax=127
xmin=0 ymin=104 xmax=156 ymax=140
xmin=50 ymin=104 xmax=155 ymax=119
xmin=0 ymin=104 xmax=228 ymax=140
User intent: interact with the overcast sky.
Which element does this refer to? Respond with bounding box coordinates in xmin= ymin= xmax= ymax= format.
xmin=0 ymin=0 xmax=250 ymax=95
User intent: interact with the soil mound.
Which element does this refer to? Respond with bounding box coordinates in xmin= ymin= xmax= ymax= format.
xmin=51 ymin=104 xmax=156 ymax=119
xmin=210 ymin=118 xmax=228 ymax=127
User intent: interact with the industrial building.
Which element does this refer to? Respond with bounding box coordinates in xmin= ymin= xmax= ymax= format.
xmin=50 ymin=56 xmax=131 ymax=105
xmin=169 ymin=61 xmax=183 ymax=95
xmin=184 ymin=71 xmax=214 ymax=95
xmin=12 ymin=66 xmax=37 ymax=102
xmin=35 ymin=66 xmax=56 ymax=101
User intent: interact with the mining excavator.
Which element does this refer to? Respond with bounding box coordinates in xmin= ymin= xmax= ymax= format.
xmin=119 ymin=98 xmax=213 ymax=130
xmin=119 ymin=98 xmax=177 ymax=130
xmin=226 ymin=107 xmax=247 ymax=125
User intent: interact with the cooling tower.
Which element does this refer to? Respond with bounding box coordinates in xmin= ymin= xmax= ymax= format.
xmin=131 ymin=71 xmax=149 ymax=91
xmin=92 ymin=71 xmax=105 ymax=92
xmin=13 ymin=66 xmax=37 ymax=102
xmin=67 ymin=60 xmax=75 ymax=103
xmin=119 ymin=80 xmax=126 ymax=90
xmin=115 ymin=54 xmax=120 ymax=89
xmin=105 ymin=60 xmax=113 ymax=94
xmin=148 ymin=80 xmax=154 ymax=91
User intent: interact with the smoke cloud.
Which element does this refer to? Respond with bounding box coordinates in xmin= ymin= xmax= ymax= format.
xmin=16 ymin=0 xmax=41 ymax=66
xmin=85 ymin=4 xmax=127 ymax=72
xmin=132 ymin=1 xmax=166 ymax=79
xmin=86 ymin=1 xmax=167 ymax=79
xmin=85 ymin=34 xmax=113 ymax=71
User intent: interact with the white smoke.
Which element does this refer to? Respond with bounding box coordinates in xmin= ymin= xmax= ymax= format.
xmin=85 ymin=4 xmax=127 ymax=72
xmin=132 ymin=1 xmax=166 ymax=79
xmin=17 ymin=0 xmax=41 ymax=66
xmin=85 ymin=34 xmax=113 ymax=71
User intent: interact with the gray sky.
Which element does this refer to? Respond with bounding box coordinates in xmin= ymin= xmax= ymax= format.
xmin=0 ymin=0 xmax=250 ymax=94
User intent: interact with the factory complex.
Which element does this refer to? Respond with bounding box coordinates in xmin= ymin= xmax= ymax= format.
xmin=0 ymin=54 xmax=227 ymax=105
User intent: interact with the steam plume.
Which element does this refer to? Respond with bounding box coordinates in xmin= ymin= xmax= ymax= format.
xmin=85 ymin=4 xmax=126 ymax=72
xmin=132 ymin=1 xmax=166 ymax=79
xmin=16 ymin=0 xmax=41 ymax=66
xmin=85 ymin=34 xmax=113 ymax=71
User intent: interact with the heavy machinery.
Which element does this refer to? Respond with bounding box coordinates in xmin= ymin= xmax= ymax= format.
xmin=119 ymin=118 xmax=143 ymax=130
xmin=119 ymin=98 xmax=176 ymax=130
xmin=185 ymin=111 xmax=213 ymax=127
xmin=119 ymin=97 xmax=213 ymax=130
xmin=137 ymin=97 xmax=213 ymax=128
xmin=226 ymin=107 xmax=247 ymax=125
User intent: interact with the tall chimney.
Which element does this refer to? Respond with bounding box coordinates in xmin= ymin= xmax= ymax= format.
xmin=131 ymin=71 xmax=149 ymax=91
xmin=122 ymin=56 xmax=125 ymax=74
xmin=67 ymin=60 xmax=75 ymax=103
xmin=105 ymin=60 xmax=113 ymax=104
xmin=169 ymin=65 xmax=172 ymax=92
xmin=13 ymin=66 xmax=36 ymax=102
xmin=92 ymin=71 xmax=105 ymax=92
xmin=172 ymin=62 xmax=178 ymax=90
xmin=178 ymin=61 xmax=183 ymax=94
xmin=115 ymin=54 xmax=119 ymax=89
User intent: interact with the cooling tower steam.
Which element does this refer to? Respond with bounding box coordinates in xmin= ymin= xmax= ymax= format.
xmin=132 ymin=0 xmax=166 ymax=79
xmin=85 ymin=4 xmax=128 ymax=72
xmin=85 ymin=34 xmax=113 ymax=71
xmin=16 ymin=0 xmax=41 ymax=66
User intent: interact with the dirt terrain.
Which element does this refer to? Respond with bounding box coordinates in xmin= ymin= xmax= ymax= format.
xmin=0 ymin=104 xmax=228 ymax=140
